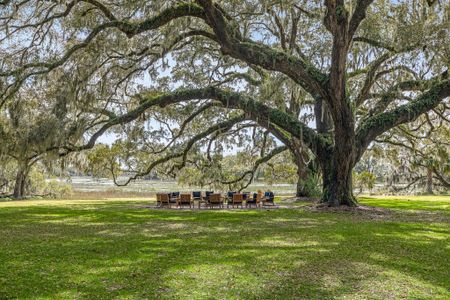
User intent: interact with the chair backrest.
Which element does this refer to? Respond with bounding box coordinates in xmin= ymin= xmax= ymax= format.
xmin=180 ymin=194 xmax=191 ymax=203
xmin=264 ymin=191 xmax=271 ymax=197
xmin=172 ymin=192 xmax=180 ymax=197
xmin=242 ymin=192 xmax=250 ymax=200
xmin=156 ymin=193 xmax=161 ymax=202
xmin=160 ymin=193 xmax=170 ymax=203
xmin=205 ymin=191 xmax=213 ymax=199
xmin=209 ymin=193 xmax=221 ymax=203
xmin=232 ymin=193 xmax=244 ymax=203
xmin=192 ymin=191 xmax=201 ymax=198
xmin=227 ymin=191 xmax=236 ymax=198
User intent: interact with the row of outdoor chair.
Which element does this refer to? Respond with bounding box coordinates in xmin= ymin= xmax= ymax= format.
xmin=155 ymin=193 xmax=194 ymax=208
xmin=155 ymin=191 xmax=275 ymax=209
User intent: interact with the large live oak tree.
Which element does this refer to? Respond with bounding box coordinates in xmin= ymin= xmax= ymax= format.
xmin=0 ymin=1 xmax=448 ymax=205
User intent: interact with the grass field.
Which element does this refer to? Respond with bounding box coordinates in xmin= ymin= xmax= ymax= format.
xmin=0 ymin=196 xmax=449 ymax=299
xmin=359 ymin=195 xmax=450 ymax=212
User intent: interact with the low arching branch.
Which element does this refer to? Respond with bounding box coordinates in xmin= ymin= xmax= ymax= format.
xmin=219 ymin=145 xmax=288 ymax=190
xmin=113 ymin=115 xmax=245 ymax=186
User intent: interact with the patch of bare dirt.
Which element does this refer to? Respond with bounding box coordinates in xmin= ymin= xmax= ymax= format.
xmin=281 ymin=196 xmax=320 ymax=203
xmin=311 ymin=204 xmax=390 ymax=213
xmin=304 ymin=203 xmax=392 ymax=219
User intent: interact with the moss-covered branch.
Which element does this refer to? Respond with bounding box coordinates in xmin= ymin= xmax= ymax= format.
xmin=368 ymin=76 xmax=445 ymax=116
xmin=194 ymin=0 xmax=328 ymax=102
xmin=0 ymin=2 xmax=206 ymax=108
xmin=353 ymin=36 xmax=396 ymax=52
xmin=348 ymin=1 xmax=375 ymax=40
xmin=67 ymin=86 xmax=329 ymax=158
xmin=356 ymin=78 xmax=450 ymax=157
xmin=354 ymin=52 xmax=392 ymax=107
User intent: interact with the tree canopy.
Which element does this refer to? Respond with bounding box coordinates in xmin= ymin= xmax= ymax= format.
xmin=0 ymin=0 xmax=448 ymax=205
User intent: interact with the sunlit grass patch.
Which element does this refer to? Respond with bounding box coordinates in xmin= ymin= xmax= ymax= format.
xmin=359 ymin=195 xmax=450 ymax=212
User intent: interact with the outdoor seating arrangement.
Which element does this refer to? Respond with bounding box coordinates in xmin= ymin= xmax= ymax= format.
xmin=155 ymin=190 xmax=276 ymax=209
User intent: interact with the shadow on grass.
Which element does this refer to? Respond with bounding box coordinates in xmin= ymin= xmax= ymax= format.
xmin=0 ymin=204 xmax=449 ymax=299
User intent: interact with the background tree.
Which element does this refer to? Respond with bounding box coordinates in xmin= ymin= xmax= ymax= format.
xmin=372 ymin=111 xmax=449 ymax=193
xmin=354 ymin=171 xmax=376 ymax=194
xmin=85 ymin=143 xmax=123 ymax=180
xmin=0 ymin=72 xmax=88 ymax=198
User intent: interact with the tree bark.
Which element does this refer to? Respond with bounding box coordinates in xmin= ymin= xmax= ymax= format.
xmin=321 ymin=157 xmax=357 ymax=206
xmin=426 ymin=167 xmax=433 ymax=194
xmin=295 ymin=163 xmax=309 ymax=197
xmin=291 ymin=142 xmax=312 ymax=198
xmin=319 ymin=123 xmax=358 ymax=207
xmin=13 ymin=164 xmax=29 ymax=199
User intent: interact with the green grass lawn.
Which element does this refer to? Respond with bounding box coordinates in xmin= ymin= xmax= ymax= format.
xmin=359 ymin=195 xmax=450 ymax=212
xmin=0 ymin=196 xmax=449 ymax=299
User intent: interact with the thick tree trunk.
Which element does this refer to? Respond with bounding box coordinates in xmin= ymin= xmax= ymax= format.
xmin=321 ymin=158 xmax=357 ymax=206
xmin=13 ymin=164 xmax=29 ymax=199
xmin=293 ymin=148 xmax=311 ymax=198
xmin=319 ymin=124 xmax=358 ymax=207
xmin=296 ymin=165 xmax=309 ymax=197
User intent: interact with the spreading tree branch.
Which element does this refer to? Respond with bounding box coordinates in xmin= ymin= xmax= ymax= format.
xmin=195 ymin=0 xmax=328 ymax=102
xmin=67 ymin=87 xmax=329 ymax=157
xmin=348 ymin=1 xmax=375 ymax=40
xmin=356 ymin=78 xmax=450 ymax=157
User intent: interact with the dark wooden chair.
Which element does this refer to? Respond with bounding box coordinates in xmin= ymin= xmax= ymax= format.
xmin=177 ymin=193 xmax=193 ymax=208
xmin=204 ymin=191 xmax=214 ymax=200
xmin=228 ymin=193 xmax=244 ymax=208
xmin=226 ymin=191 xmax=236 ymax=201
xmin=156 ymin=193 xmax=168 ymax=207
xmin=155 ymin=193 xmax=161 ymax=207
xmin=159 ymin=193 xmax=171 ymax=208
xmin=200 ymin=191 xmax=214 ymax=209
xmin=226 ymin=191 xmax=235 ymax=207
xmin=208 ymin=193 xmax=223 ymax=209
